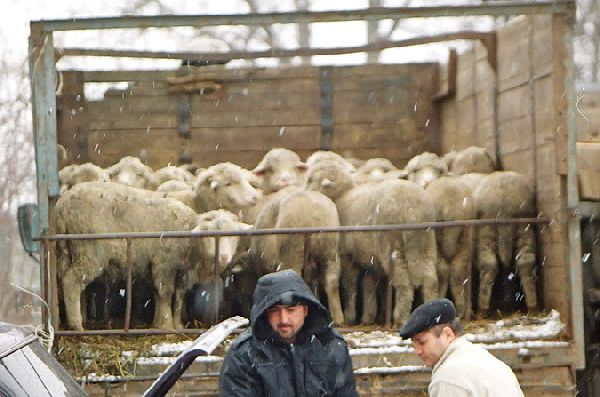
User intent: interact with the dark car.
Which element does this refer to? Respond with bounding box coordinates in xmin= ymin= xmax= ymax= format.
xmin=0 ymin=317 xmax=248 ymax=397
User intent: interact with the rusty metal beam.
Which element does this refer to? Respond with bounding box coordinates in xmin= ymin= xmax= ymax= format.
xmin=38 ymin=218 xmax=550 ymax=241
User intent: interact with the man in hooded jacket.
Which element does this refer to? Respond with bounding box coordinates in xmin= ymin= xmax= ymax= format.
xmin=219 ymin=269 xmax=359 ymax=397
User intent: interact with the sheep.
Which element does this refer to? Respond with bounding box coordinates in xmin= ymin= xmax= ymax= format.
xmin=353 ymin=157 xmax=398 ymax=184
xmin=241 ymin=148 xmax=307 ymax=224
xmin=449 ymin=146 xmax=496 ymax=175
xmin=249 ymin=189 xmax=344 ymax=325
xmin=306 ymin=150 xmax=355 ymax=172
xmin=157 ymin=180 xmax=193 ymax=193
xmin=473 ymin=171 xmax=537 ymax=315
xmin=58 ymin=163 xmax=110 ymax=193
xmin=405 ymin=151 xmax=448 ymax=187
xmin=154 ymin=165 xmax=195 ymax=186
xmin=425 ymin=176 xmax=477 ymax=318
xmin=193 ymin=162 xmax=260 ymax=214
xmin=252 ymin=148 xmax=307 ymax=194
xmin=305 ymin=161 xmax=439 ymax=327
xmin=106 ymin=156 xmax=158 ymax=189
xmin=56 ymin=182 xmax=250 ymax=330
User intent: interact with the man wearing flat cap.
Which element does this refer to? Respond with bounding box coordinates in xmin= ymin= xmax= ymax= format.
xmin=219 ymin=269 xmax=359 ymax=397
xmin=400 ymin=298 xmax=523 ymax=397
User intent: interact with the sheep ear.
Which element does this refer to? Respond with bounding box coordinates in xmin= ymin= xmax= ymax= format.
xmin=210 ymin=180 xmax=219 ymax=191
xmin=321 ymin=178 xmax=333 ymax=188
xmin=396 ymin=169 xmax=409 ymax=179
xmin=252 ymin=164 xmax=266 ymax=176
xmin=296 ymin=162 xmax=308 ymax=173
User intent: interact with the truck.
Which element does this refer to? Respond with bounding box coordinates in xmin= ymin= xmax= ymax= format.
xmin=19 ymin=1 xmax=600 ymax=395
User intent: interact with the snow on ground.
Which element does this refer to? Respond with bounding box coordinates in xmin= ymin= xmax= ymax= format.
xmin=83 ymin=309 xmax=567 ymax=381
xmin=345 ymin=309 xmax=565 ymax=350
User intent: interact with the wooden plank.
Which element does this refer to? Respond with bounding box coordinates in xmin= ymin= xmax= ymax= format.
xmin=497 ymin=16 xmax=531 ymax=92
xmin=456 ymin=49 xmax=475 ymax=101
xmin=501 ymin=149 xmax=536 ymax=185
xmin=535 ymin=76 xmax=556 ymax=145
xmin=57 ymin=71 xmax=89 ymax=165
xmin=532 ymin=15 xmax=554 ymax=78
xmin=497 ymin=116 xmax=533 ymax=154
xmin=498 ymin=85 xmax=531 ymax=122
xmin=552 ymin=14 xmax=568 ymax=175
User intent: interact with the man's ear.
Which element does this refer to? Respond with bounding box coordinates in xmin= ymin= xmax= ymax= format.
xmin=441 ymin=325 xmax=456 ymax=341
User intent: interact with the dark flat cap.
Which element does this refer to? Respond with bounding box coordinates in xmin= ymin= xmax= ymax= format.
xmin=399 ymin=299 xmax=457 ymax=339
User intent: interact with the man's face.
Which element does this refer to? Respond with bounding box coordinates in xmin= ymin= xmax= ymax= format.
xmin=266 ymin=304 xmax=308 ymax=343
xmin=411 ymin=327 xmax=454 ymax=367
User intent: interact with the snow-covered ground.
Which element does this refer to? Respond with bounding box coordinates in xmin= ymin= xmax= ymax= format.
xmin=82 ymin=309 xmax=566 ymax=382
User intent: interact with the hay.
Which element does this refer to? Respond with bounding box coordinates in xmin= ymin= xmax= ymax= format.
xmin=55 ymin=334 xmax=194 ymax=379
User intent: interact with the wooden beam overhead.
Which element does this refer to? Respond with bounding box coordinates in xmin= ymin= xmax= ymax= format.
xmin=59 ymin=31 xmax=496 ymax=62
xmin=33 ymin=1 xmax=574 ymax=32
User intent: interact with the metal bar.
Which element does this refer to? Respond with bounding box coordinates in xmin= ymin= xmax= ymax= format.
xmin=385 ymin=233 xmax=397 ymax=328
xmin=213 ymin=237 xmax=220 ymax=323
xmin=124 ymin=239 xmax=133 ymax=332
xmin=34 ymin=1 xmax=574 ymax=32
xmin=41 ymin=239 xmax=50 ymax=333
xmin=29 ymin=26 xmax=59 ymax=232
xmin=38 ymin=218 xmax=551 ymax=241
xmin=60 ymin=31 xmax=495 ymax=61
xmin=561 ymin=9 xmax=585 ymax=369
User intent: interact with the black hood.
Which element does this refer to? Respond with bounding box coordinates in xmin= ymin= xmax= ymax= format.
xmin=250 ymin=270 xmax=332 ymax=343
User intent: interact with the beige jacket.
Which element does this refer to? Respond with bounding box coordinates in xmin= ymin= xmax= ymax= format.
xmin=429 ymin=336 xmax=524 ymax=397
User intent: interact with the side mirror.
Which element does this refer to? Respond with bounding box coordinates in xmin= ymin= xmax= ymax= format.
xmin=17 ymin=204 xmax=40 ymax=254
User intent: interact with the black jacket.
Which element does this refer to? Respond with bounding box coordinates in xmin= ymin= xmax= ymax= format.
xmin=219 ymin=270 xmax=359 ymax=397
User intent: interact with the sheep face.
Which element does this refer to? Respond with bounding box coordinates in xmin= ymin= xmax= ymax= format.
xmin=107 ymin=156 xmax=157 ymax=189
xmin=305 ymin=161 xmax=354 ymax=201
xmin=253 ymin=148 xmax=307 ymax=194
xmin=195 ymin=163 xmax=260 ymax=212
xmin=194 ymin=210 xmax=252 ymax=275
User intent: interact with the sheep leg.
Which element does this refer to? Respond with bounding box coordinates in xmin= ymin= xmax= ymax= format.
xmin=391 ymin=236 xmax=412 ymax=327
xmin=449 ymin=226 xmax=474 ymax=318
xmin=421 ymin=229 xmax=439 ymax=303
xmin=325 ymin=257 xmax=344 ymax=325
xmin=340 ymin=256 xmax=359 ymax=324
xmin=152 ymin=275 xmax=175 ymax=329
xmin=62 ymin=264 xmax=91 ymax=331
xmin=437 ymin=255 xmax=450 ymax=299
xmin=477 ymin=225 xmax=498 ymax=315
xmin=516 ymin=224 xmax=537 ymax=311
xmin=360 ymin=272 xmax=379 ymax=325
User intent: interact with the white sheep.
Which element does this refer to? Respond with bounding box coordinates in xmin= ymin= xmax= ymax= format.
xmin=241 ymin=148 xmax=307 ymax=224
xmin=425 ymin=176 xmax=477 ymax=317
xmin=193 ymin=162 xmax=260 ymax=214
xmin=353 ymin=157 xmax=398 ymax=184
xmin=58 ymin=163 xmax=110 ymax=193
xmin=474 ymin=171 xmax=537 ymax=315
xmin=250 ymin=189 xmax=344 ymax=324
xmin=56 ymin=182 xmax=250 ymax=330
xmin=405 ymin=151 xmax=448 ymax=187
xmin=306 ymin=161 xmax=439 ymax=327
xmin=154 ymin=165 xmax=195 ymax=186
xmin=252 ymin=148 xmax=307 ymax=194
xmin=449 ymin=146 xmax=496 ymax=175
xmin=106 ymin=156 xmax=158 ymax=190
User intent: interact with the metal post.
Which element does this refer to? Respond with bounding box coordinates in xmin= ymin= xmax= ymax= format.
xmin=214 ymin=237 xmax=220 ymax=324
xmin=385 ymin=248 xmax=394 ymax=329
xmin=124 ymin=239 xmax=133 ymax=332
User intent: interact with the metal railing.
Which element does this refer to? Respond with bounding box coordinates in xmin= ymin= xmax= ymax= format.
xmin=38 ymin=217 xmax=550 ymax=336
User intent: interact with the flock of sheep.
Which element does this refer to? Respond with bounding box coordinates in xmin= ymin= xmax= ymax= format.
xmin=56 ymin=146 xmax=538 ymax=330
